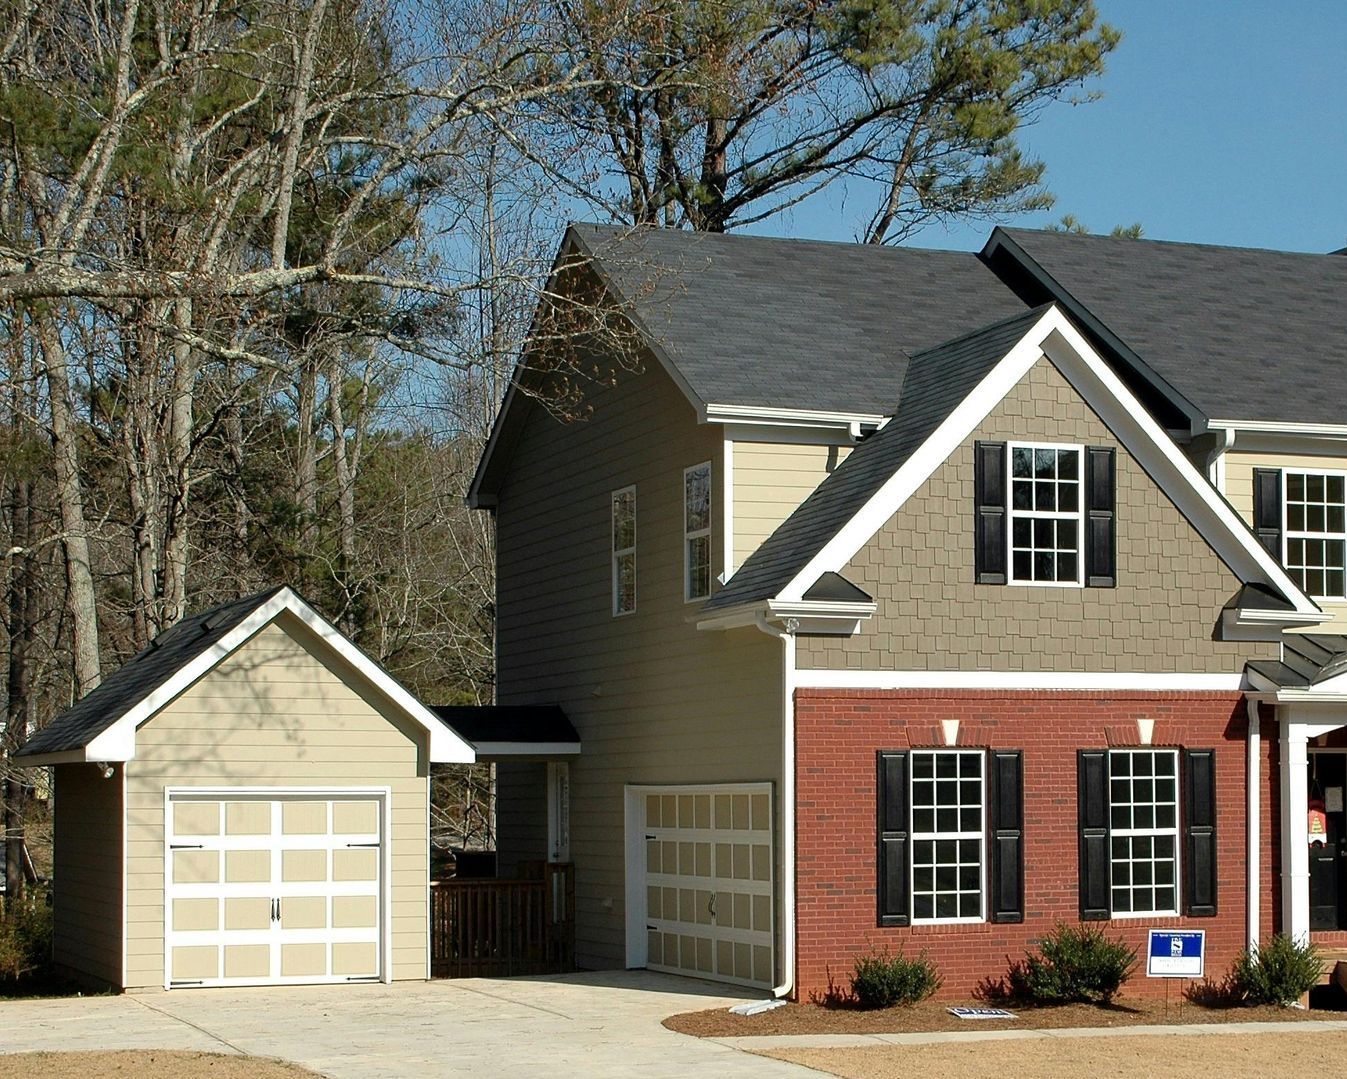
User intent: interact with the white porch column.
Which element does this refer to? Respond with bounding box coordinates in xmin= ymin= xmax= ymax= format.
xmin=1279 ymin=724 xmax=1311 ymax=943
xmin=1278 ymin=708 xmax=1347 ymax=944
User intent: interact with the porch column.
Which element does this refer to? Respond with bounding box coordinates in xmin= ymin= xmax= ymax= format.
xmin=1279 ymin=724 xmax=1311 ymax=943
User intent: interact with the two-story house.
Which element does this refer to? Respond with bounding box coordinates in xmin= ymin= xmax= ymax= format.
xmin=469 ymin=224 xmax=1347 ymax=1000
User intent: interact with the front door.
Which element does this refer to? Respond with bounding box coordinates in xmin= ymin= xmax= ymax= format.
xmin=1308 ymin=751 xmax=1347 ymax=931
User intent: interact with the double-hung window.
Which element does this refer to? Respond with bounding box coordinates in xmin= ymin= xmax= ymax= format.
xmin=1284 ymin=471 xmax=1347 ymax=599
xmin=1079 ymin=746 xmax=1216 ymax=921
xmin=1107 ymin=749 xmax=1179 ymax=917
xmin=1008 ymin=443 xmax=1083 ymax=585
xmin=683 ymin=463 xmax=712 ymax=601
xmin=876 ymin=748 xmax=1024 ymax=928
xmin=910 ymin=750 xmax=985 ymax=923
xmin=612 ymin=486 xmax=636 ymax=616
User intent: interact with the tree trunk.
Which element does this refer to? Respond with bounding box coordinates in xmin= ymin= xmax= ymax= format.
xmin=161 ymin=296 xmax=195 ymax=626
xmin=4 ymin=476 xmax=34 ymax=903
xmin=295 ymin=358 xmax=319 ymax=554
xmin=34 ymin=314 xmax=101 ymax=695
xmin=327 ymin=357 xmax=358 ymax=633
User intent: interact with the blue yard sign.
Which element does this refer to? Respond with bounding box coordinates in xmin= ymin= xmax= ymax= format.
xmin=1146 ymin=929 xmax=1205 ymax=978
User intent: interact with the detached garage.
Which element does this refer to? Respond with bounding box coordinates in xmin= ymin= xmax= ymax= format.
xmin=15 ymin=586 xmax=474 ymax=991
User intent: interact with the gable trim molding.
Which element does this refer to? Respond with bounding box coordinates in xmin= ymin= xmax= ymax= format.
xmin=774 ymin=305 xmax=1322 ymax=622
xmin=23 ymin=588 xmax=475 ymax=767
xmin=795 ymin=669 xmax=1246 ymax=692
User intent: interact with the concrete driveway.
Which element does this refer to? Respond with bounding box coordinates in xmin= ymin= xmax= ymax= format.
xmin=0 ymin=971 xmax=819 ymax=1078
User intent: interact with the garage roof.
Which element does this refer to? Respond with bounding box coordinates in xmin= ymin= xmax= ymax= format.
xmin=432 ymin=705 xmax=580 ymax=758
xmin=15 ymin=587 xmax=475 ymax=766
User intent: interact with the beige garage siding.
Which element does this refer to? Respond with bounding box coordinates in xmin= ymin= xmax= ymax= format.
xmin=123 ymin=613 xmax=429 ymax=989
xmin=1224 ymin=450 xmax=1347 ymax=632
xmin=52 ymin=763 xmax=124 ymax=987
xmin=495 ymin=352 xmax=784 ymax=973
xmin=732 ymin=440 xmax=850 ymax=568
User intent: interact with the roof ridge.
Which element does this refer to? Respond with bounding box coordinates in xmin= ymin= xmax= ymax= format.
xmin=907 ymin=303 xmax=1053 ymax=362
xmin=569 ymin=221 xmax=972 ymax=258
xmin=1001 ymin=226 xmax=1345 ymax=260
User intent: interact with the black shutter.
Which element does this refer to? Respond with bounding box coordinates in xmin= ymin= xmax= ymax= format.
xmin=877 ymin=751 xmax=909 ymax=926
xmin=1253 ymin=469 xmax=1283 ymax=559
xmin=1084 ymin=447 xmax=1116 ymax=588
xmin=1184 ymin=748 xmax=1218 ymax=917
xmin=989 ymin=751 xmax=1024 ymax=923
xmin=1078 ymin=750 xmax=1110 ymax=920
xmin=975 ymin=441 xmax=1007 ymax=584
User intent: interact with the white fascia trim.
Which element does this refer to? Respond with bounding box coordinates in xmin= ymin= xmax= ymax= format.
xmin=765 ymin=599 xmax=877 ymax=619
xmin=1224 ymin=607 xmax=1328 ymax=629
xmin=795 ymin=669 xmax=1246 ymax=691
xmin=775 ymin=305 xmax=1321 ymax=618
xmin=705 ymin=402 xmax=885 ymax=431
xmin=84 ymin=589 xmax=475 ymax=765
xmin=11 ymin=748 xmax=92 ymax=767
xmin=723 ymin=423 xmax=859 ymax=447
xmin=1206 ymin=418 xmax=1347 ymax=440
xmin=469 ymin=741 xmax=581 ymax=757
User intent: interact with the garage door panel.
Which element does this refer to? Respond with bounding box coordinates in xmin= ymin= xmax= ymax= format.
xmin=167 ymin=792 xmax=384 ymax=988
xmin=641 ymin=783 xmax=773 ymax=991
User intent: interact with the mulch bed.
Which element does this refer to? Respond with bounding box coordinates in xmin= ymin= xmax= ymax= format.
xmin=664 ymin=996 xmax=1338 ymax=1038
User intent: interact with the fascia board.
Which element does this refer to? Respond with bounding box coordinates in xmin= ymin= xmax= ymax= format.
xmin=10 ymin=748 xmax=92 ymax=767
xmin=1206 ymin=418 xmax=1347 ymax=440
xmin=89 ymin=588 xmax=476 ymax=766
xmin=774 ymin=308 xmax=1054 ymax=603
xmin=707 ymin=404 xmax=886 ymax=430
xmin=982 ymin=229 xmax=1207 ymax=433
xmin=470 ymin=741 xmax=581 ymax=758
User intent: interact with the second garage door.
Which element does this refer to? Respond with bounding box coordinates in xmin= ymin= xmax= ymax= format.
xmin=641 ymin=783 xmax=774 ymax=989
xmin=165 ymin=790 xmax=384 ymax=988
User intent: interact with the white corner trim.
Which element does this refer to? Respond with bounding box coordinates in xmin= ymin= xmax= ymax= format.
xmin=721 ymin=438 xmax=736 ymax=582
xmin=773 ymin=304 xmax=1320 ymax=618
xmin=794 ymin=669 xmax=1246 ymax=691
xmin=64 ymin=589 xmax=475 ymax=766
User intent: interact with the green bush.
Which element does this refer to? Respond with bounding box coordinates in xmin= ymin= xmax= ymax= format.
xmin=0 ymin=898 xmax=52 ymax=981
xmin=1006 ymin=924 xmax=1137 ymax=1005
xmin=1229 ymin=934 xmax=1321 ymax=1006
xmin=850 ymin=947 xmax=941 ymax=1009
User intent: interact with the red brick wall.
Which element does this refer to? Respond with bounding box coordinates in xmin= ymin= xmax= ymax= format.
xmin=794 ymin=689 xmax=1263 ymax=1002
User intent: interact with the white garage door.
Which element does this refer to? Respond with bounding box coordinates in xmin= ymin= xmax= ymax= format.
xmin=165 ymin=790 xmax=385 ymax=988
xmin=641 ymin=784 xmax=774 ymax=989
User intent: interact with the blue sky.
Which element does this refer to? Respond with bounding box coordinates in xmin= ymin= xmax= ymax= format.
xmin=765 ymin=1 xmax=1346 ymax=253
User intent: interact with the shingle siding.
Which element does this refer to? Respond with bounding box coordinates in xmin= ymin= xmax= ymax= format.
xmin=798 ymin=359 xmax=1278 ymax=672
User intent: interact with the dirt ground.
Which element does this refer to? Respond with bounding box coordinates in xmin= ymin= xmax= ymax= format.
xmin=761 ymin=1030 xmax=1347 ymax=1079
xmin=0 ymin=1051 xmax=319 ymax=1079
xmin=665 ymin=996 xmax=1331 ymax=1037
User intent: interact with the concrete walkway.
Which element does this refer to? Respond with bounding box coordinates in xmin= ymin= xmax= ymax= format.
xmin=0 ymin=971 xmax=819 ymax=1078
xmin=711 ymin=1016 xmax=1347 ymax=1051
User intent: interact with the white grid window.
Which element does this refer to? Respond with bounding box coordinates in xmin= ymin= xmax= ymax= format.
xmin=684 ymin=463 xmax=712 ymax=601
xmin=910 ymin=750 xmax=984 ymax=923
xmin=1108 ymin=750 xmax=1179 ymax=916
xmin=1284 ymin=471 xmax=1347 ymax=599
xmin=1009 ymin=444 xmax=1082 ymax=585
xmin=612 ymin=486 xmax=635 ymax=616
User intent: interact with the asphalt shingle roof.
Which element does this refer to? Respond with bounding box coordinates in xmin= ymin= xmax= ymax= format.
xmin=705 ymin=306 xmax=1051 ymax=611
xmin=15 ymin=587 xmax=285 ymax=757
xmin=570 ymin=224 xmax=1029 ymax=416
xmin=995 ymin=228 xmax=1347 ymax=426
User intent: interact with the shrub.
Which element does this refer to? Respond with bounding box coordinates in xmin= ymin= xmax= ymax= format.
xmin=1229 ymin=934 xmax=1321 ymax=1006
xmin=850 ymin=947 xmax=941 ymax=1009
xmin=0 ymin=898 xmax=52 ymax=981
xmin=1006 ymin=923 xmax=1137 ymax=1005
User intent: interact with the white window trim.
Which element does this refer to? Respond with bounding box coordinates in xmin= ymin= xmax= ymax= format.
xmin=909 ymin=749 xmax=986 ymax=926
xmin=684 ymin=462 xmax=712 ymax=603
xmin=1107 ymin=748 xmax=1181 ymax=919
xmin=612 ymin=485 xmax=636 ymax=617
xmin=1281 ymin=467 xmax=1347 ymax=602
xmin=1006 ymin=440 xmax=1085 ymax=589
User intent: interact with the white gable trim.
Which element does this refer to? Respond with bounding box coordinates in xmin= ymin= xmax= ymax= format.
xmin=42 ymin=589 xmax=474 ymax=767
xmin=776 ymin=305 xmax=1322 ymax=620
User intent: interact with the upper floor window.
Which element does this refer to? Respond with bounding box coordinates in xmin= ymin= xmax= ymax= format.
xmin=1284 ymin=471 xmax=1347 ymax=599
xmin=975 ymin=441 xmax=1115 ymax=589
xmin=684 ymin=463 xmax=712 ymax=601
xmin=612 ymin=486 xmax=636 ymax=616
xmin=1009 ymin=443 xmax=1082 ymax=585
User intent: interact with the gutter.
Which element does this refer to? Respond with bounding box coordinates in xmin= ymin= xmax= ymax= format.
xmin=1245 ymin=695 xmax=1263 ymax=952
xmin=755 ymin=611 xmax=797 ymax=1000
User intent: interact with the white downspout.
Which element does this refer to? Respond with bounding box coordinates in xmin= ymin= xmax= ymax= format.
xmin=755 ymin=611 xmax=796 ymax=1000
xmin=1245 ymin=696 xmax=1261 ymax=952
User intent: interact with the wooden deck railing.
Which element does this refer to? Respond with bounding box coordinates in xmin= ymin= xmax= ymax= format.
xmin=430 ymin=863 xmax=575 ymax=978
